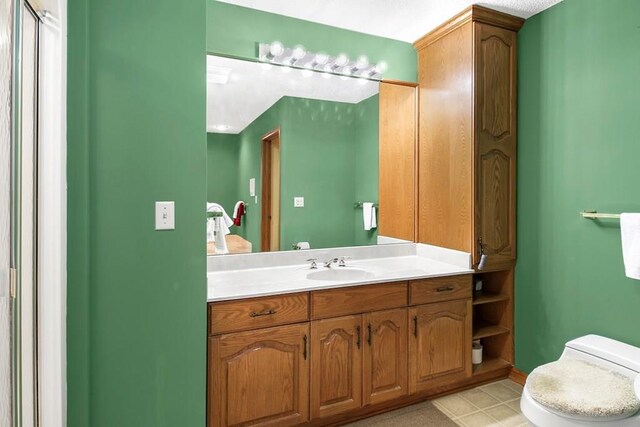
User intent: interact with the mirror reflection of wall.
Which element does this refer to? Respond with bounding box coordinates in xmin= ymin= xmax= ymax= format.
xmin=206 ymin=55 xmax=380 ymax=255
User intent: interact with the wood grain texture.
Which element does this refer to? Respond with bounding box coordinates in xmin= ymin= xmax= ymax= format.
xmin=311 ymin=282 xmax=408 ymax=320
xmin=378 ymin=82 xmax=417 ymax=242
xmin=417 ymin=22 xmax=474 ymax=254
xmin=208 ymin=323 xmax=309 ymax=427
xmin=208 ymin=293 xmax=308 ymax=335
xmin=409 ymin=299 xmax=472 ymax=394
xmin=311 ymin=315 xmax=363 ymax=419
xmin=363 ymin=309 xmax=408 ymax=406
xmin=409 ymin=275 xmax=472 ymax=305
xmin=473 ymin=269 xmax=514 ymax=363
xmin=474 ymin=23 xmax=517 ymax=270
xmin=508 ymin=367 xmax=528 ymax=385
xmin=413 ymin=5 xmax=524 ymax=49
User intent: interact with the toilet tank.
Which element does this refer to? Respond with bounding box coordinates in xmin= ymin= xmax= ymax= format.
xmin=561 ymin=335 xmax=640 ymax=376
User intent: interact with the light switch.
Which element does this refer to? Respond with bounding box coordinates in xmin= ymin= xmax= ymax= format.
xmin=249 ymin=178 xmax=256 ymax=197
xmin=155 ymin=201 xmax=175 ymax=230
xmin=294 ymin=197 xmax=304 ymax=208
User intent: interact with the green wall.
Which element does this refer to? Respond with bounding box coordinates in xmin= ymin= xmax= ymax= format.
xmin=207 ymin=1 xmax=417 ymax=82
xmin=67 ymin=0 xmax=206 ymax=426
xmin=353 ymin=94 xmax=380 ymax=246
xmin=280 ymin=96 xmax=359 ymax=250
xmin=516 ymin=0 xmax=640 ymax=373
xmin=207 ymin=133 xmax=240 ymax=220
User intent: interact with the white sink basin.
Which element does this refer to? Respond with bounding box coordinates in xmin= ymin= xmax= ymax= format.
xmin=307 ymin=268 xmax=375 ymax=282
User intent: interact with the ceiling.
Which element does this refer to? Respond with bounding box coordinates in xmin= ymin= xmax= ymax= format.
xmin=217 ymin=0 xmax=562 ymax=43
xmin=207 ymin=55 xmax=379 ymax=134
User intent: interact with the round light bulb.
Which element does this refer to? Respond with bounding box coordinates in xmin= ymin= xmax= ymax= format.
xmin=335 ymin=53 xmax=349 ymax=67
xmin=374 ymin=61 xmax=388 ymax=74
xmin=355 ymin=55 xmax=369 ymax=70
xmin=292 ymin=44 xmax=306 ymax=60
xmin=269 ymin=41 xmax=284 ymax=57
xmin=314 ymin=52 xmax=329 ymax=66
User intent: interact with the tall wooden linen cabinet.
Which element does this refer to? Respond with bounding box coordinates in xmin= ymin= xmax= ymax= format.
xmin=414 ymin=6 xmax=524 ymax=375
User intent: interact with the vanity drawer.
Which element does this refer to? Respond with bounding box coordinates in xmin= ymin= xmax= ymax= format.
xmin=208 ymin=293 xmax=309 ymax=335
xmin=410 ymin=275 xmax=472 ymax=305
xmin=311 ymin=282 xmax=408 ymax=319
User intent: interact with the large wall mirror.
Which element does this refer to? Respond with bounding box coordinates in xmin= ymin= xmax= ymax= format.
xmin=207 ymin=54 xmax=393 ymax=255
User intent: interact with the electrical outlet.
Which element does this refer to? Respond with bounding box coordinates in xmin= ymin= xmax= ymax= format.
xmin=294 ymin=197 xmax=304 ymax=208
xmin=155 ymin=201 xmax=175 ymax=230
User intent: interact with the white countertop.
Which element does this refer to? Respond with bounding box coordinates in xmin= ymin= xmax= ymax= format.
xmin=207 ymin=253 xmax=473 ymax=302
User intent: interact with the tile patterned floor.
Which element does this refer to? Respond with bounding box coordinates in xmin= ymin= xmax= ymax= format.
xmin=432 ymin=379 xmax=530 ymax=426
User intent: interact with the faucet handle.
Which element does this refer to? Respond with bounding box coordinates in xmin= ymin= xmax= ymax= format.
xmin=338 ymin=256 xmax=352 ymax=267
xmin=306 ymin=258 xmax=318 ymax=269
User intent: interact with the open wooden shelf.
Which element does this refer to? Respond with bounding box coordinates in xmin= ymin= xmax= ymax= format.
xmin=472 ymin=323 xmax=510 ymax=340
xmin=473 ymin=292 xmax=509 ymax=306
xmin=472 ymin=357 xmax=511 ymax=376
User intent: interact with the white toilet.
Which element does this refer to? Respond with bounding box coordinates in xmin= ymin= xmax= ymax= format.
xmin=521 ymin=335 xmax=640 ymax=426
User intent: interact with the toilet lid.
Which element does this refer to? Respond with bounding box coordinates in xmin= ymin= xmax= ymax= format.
xmin=527 ymin=359 xmax=640 ymax=420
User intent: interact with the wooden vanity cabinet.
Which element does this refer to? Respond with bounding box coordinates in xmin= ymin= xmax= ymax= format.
xmin=208 ymin=323 xmax=310 ymax=427
xmin=414 ymin=6 xmax=523 ymax=271
xmin=208 ymin=276 xmax=477 ymax=426
xmin=408 ymin=300 xmax=472 ymax=394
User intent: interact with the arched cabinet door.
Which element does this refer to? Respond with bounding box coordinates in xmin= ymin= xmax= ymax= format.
xmin=363 ymin=308 xmax=408 ymax=405
xmin=208 ymin=323 xmax=309 ymax=427
xmin=409 ymin=300 xmax=472 ymax=393
xmin=474 ymin=22 xmax=517 ymax=271
xmin=310 ymin=315 xmax=363 ymax=419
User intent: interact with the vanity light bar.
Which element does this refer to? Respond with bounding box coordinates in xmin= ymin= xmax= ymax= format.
xmin=258 ymin=42 xmax=385 ymax=80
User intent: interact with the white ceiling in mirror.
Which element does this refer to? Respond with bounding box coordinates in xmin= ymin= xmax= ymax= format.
xmin=217 ymin=0 xmax=563 ymax=42
xmin=207 ymin=55 xmax=379 ymax=134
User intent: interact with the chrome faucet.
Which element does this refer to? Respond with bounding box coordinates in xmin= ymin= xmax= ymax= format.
xmin=324 ymin=256 xmax=352 ymax=268
xmin=306 ymin=258 xmax=318 ymax=269
xmin=324 ymin=257 xmax=339 ymax=268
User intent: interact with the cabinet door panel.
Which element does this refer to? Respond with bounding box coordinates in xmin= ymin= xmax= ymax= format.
xmin=311 ymin=315 xmax=362 ymax=419
xmin=474 ymin=22 xmax=517 ymax=270
xmin=409 ymin=300 xmax=471 ymax=393
xmin=209 ymin=323 xmax=309 ymax=427
xmin=363 ymin=309 xmax=408 ymax=405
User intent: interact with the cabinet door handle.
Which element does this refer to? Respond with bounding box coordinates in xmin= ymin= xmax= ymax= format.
xmin=356 ymin=326 xmax=361 ymax=349
xmin=413 ymin=315 xmax=418 ymax=338
xmin=436 ymin=286 xmax=455 ymax=293
xmin=303 ymin=334 xmax=308 ymax=360
xmin=367 ymin=324 xmax=372 ymax=346
xmin=249 ymin=309 xmax=277 ymax=317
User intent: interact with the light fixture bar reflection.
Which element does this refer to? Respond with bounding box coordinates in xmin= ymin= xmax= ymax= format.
xmin=258 ymin=42 xmax=386 ymax=81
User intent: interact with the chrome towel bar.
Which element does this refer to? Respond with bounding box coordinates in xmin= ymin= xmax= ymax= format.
xmin=581 ymin=210 xmax=621 ymax=219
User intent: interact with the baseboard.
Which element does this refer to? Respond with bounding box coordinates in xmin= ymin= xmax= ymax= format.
xmin=508 ymin=367 xmax=527 ymax=385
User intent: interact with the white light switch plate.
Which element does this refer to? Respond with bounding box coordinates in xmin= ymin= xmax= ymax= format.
xmin=155 ymin=201 xmax=175 ymax=230
xmin=249 ymin=178 xmax=256 ymax=197
xmin=294 ymin=197 xmax=304 ymax=208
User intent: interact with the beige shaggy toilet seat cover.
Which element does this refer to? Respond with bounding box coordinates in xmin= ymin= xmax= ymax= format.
xmin=527 ymin=359 xmax=640 ymax=419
